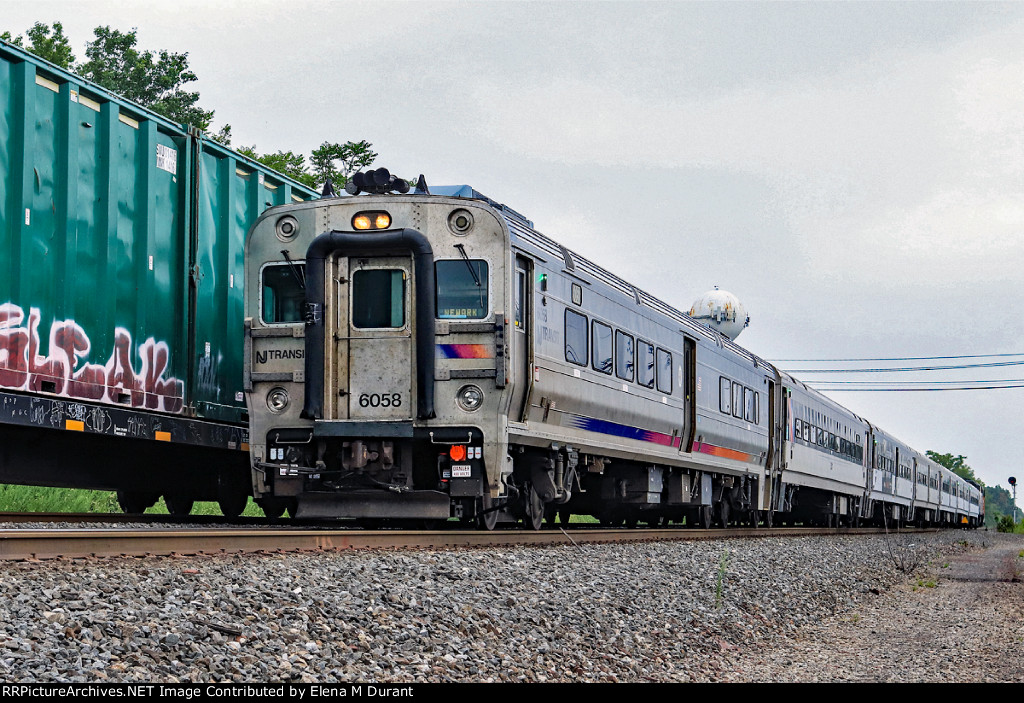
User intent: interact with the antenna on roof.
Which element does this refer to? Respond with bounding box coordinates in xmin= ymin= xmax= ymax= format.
xmin=321 ymin=179 xmax=336 ymax=198
xmin=413 ymin=174 xmax=430 ymax=195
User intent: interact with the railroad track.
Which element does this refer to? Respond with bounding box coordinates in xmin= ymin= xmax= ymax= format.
xmin=0 ymin=524 xmax=937 ymax=561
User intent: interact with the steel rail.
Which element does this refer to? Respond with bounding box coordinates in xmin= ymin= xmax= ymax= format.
xmin=0 ymin=526 xmax=937 ymax=561
xmin=0 ymin=512 xmax=275 ymax=525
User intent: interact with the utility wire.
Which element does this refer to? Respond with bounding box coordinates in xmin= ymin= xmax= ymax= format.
xmin=802 ymin=378 xmax=1024 ymax=385
xmin=773 ymin=352 xmax=1024 ymax=362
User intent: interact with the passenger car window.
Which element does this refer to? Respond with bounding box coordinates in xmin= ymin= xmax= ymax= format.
xmin=639 ymin=342 xmax=655 ymax=388
xmin=615 ymin=331 xmax=634 ymax=381
xmin=744 ymin=387 xmax=754 ymax=422
xmin=592 ymin=321 xmax=613 ymax=375
xmin=656 ymin=349 xmax=673 ymax=394
xmin=731 ymin=382 xmax=742 ymax=418
xmin=564 ymin=309 xmax=588 ymax=366
xmin=720 ymin=377 xmax=731 ymax=414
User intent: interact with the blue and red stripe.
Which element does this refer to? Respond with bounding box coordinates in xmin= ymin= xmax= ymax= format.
xmin=437 ymin=344 xmax=493 ymax=359
xmin=561 ymin=415 xmax=682 ymax=448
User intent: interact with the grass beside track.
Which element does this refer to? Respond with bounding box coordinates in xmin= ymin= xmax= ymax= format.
xmin=0 ymin=484 xmax=605 ymax=524
xmin=0 ymin=484 xmax=263 ymax=517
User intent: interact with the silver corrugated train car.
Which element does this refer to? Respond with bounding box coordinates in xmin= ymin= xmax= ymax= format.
xmin=243 ymin=176 xmax=983 ymax=529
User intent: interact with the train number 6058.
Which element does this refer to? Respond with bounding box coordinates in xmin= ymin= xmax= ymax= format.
xmin=359 ymin=393 xmax=402 ymax=408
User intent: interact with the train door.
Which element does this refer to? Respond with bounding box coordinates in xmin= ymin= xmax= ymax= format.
xmin=911 ymin=456 xmax=919 ymax=517
xmin=334 ymin=255 xmax=414 ymax=420
xmin=679 ymin=337 xmax=697 ymax=453
xmin=864 ymin=427 xmax=875 ymax=517
xmin=764 ymin=379 xmax=777 ymax=510
xmin=885 ymin=446 xmax=895 ymax=495
xmin=509 ymin=256 xmax=533 ymax=423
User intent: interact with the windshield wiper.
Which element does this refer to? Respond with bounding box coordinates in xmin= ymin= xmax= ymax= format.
xmin=281 ymin=249 xmax=305 ymax=290
xmin=453 ymin=244 xmax=481 ymax=288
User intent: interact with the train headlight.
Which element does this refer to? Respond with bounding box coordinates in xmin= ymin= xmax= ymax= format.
xmin=267 ymin=387 xmax=290 ymax=414
xmin=352 ymin=211 xmax=391 ymax=230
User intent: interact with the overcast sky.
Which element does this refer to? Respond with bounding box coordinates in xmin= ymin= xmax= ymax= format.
xmin=6 ymin=1 xmax=1023 ymax=494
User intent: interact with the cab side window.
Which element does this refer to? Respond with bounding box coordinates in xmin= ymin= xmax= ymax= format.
xmin=262 ymin=263 xmax=306 ymax=324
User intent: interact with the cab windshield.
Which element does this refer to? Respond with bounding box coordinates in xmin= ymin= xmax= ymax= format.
xmin=436 ymin=260 xmax=488 ymax=319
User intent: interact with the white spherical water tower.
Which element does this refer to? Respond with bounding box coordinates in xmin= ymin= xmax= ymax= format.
xmin=688 ymin=287 xmax=749 ymax=341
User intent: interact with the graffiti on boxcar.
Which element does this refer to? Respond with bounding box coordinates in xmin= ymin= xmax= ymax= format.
xmin=30 ymin=398 xmax=56 ymax=426
xmin=0 ymin=303 xmax=184 ymax=413
xmin=125 ymin=416 xmax=146 ymax=437
xmin=196 ymin=354 xmax=220 ymax=397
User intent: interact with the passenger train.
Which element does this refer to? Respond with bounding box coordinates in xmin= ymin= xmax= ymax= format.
xmin=243 ymin=173 xmax=984 ymax=529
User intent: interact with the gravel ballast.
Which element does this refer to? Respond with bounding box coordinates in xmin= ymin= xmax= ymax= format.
xmin=0 ymin=530 xmax=1019 ymax=682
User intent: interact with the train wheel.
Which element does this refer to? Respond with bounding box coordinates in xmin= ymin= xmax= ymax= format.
xmin=116 ymin=490 xmax=158 ymax=515
xmin=624 ymin=516 xmax=639 ymax=529
xmin=719 ymin=501 xmax=731 ymax=528
xmin=478 ymin=493 xmax=499 ymax=531
xmin=599 ymin=510 xmax=622 ymax=527
xmin=523 ymin=483 xmax=544 ymax=531
xmin=543 ymin=505 xmax=558 ymax=529
xmin=218 ymin=493 xmax=248 ymax=519
xmin=558 ymin=508 xmax=572 ymax=526
xmin=164 ymin=495 xmax=194 ymax=517
xmin=764 ymin=510 xmax=774 ymax=528
xmin=256 ymin=497 xmax=287 ymax=519
xmin=700 ymin=505 xmax=713 ymax=529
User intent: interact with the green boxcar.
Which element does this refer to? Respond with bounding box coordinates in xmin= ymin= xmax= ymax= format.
xmin=0 ymin=39 xmax=317 ymax=515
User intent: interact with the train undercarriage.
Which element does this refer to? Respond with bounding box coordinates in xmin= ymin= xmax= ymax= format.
xmin=252 ymin=433 xmax=980 ymax=531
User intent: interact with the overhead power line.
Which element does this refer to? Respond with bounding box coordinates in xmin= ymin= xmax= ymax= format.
xmin=785 ymin=360 xmax=1024 ymax=373
xmin=803 ymin=378 xmax=1024 ymax=385
xmin=808 ymin=383 xmax=1024 ymax=392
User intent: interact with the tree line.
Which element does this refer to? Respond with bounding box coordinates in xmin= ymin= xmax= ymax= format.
xmin=2 ymin=21 xmax=374 ymax=189
xmin=926 ymin=450 xmax=1019 ymax=531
